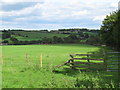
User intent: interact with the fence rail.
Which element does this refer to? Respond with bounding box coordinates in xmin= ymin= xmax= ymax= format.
xmin=73 ymin=58 xmax=103 ymax=61
xmin=68 ymin=51 xmax=120 ymax=71
xmin=107 ymin=52 xmax=120 ymax=54
xmin=69 ymin=54 xmax=106 ymax=71
xmin=107 ymin=52 xmax=120 ymax=72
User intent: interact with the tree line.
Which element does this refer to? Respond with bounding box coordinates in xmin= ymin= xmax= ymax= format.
xmin=2 ymin=30 xmax=101 ymax=45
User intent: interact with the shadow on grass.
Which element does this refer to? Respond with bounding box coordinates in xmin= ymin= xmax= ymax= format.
xmin=53 ymin=67 xmax=119 ymax=88
xmin=53 ymin=47 xmax=106 ymax=76
xmin=53 ymin=47 xmax=120 ymax=88
xmin=53 ymin=67 xmax=81 ymax=76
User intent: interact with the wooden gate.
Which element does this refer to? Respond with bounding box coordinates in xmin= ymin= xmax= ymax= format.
xmin=107 ymin=52 xmax=120 ymax=72
xmin=56 ymin=51 xmax=119 ymax=72
xmin=69 ymin=54 xmax=107 ymax=71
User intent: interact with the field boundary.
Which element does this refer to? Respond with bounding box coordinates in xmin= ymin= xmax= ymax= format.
xmin=106 ymin=52 xmax=120 ymax=72
xmin=68 ymin=54 xmax=106 ymax=71
xmin=56 ymin=51 xmax=120 ymax=72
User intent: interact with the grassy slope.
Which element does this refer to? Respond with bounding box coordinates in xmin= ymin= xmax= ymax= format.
xmin=2 ymin=31 xmax=98 ymax=42
xmin=83 ymin=32 xmax=97 ymax=36
xmin=12 ymin=31 xmax=68 ymax=41
xmin=2 ymin=44 xmax=119 ymax=88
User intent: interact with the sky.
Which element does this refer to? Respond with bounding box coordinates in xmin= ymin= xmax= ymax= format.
xmin=0 ymin=0 xmax=119 ymax=30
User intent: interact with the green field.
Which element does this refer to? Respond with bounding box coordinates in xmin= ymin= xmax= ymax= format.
xmin=11 ymin=31 xmax=68 ymax=41
xmin=1 ymin=44 xmax=119 ymax=88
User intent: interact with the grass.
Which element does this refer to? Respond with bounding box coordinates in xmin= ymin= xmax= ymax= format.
xmin=1 ymin=44 xmax=119 ymax=88
xmin=11 ymin=31 xmax=68 ymax=41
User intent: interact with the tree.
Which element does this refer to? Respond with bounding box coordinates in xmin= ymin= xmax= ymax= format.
xmin=2 ymin=40 xmax=8 ymax=43
xmin=100 ymin=10 xmax=120 ymax=50
xmin=84 ymin=33 xmax=89 ymax=38
xmin=2 ymin=30 xmax=11 ymax=39
xmin=86 ymin=35 xmax=101 ymax=45
xmin=10 ymin=37 xmax=19 ymax=44
xmin=69 ymin=34 xmax=78 ymax=40
xmin=53 ymin=36 xmax=63 ymax=43
xmin=42 ymin=37 xmax=52 ymax=44
xmin=63 ymin=34 xmax=79 ymax=43
xmin=78 ymin=31 xmax=84 ymax=37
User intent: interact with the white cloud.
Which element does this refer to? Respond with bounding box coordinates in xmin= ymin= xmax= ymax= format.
xmin=15 ymin=16 xmax=41 ymax=21
xmin=7 ymin=1 xmax=89 ymax=21
xmin=0 ymin=3 xmax=42 ymax=17
xmin=93 ymin=15 xmax=106 ymax=22
xmin=1 ymin=0 xmax=44 ymax=4
xmin=0 ymin=0 xmax=119 ymax=29
xmin=110 ymin=2 xmax=118 ymax=8
xmin=1 ymin=0 xmax=118 ymax=18
xmin=71 ymin=10 xmax=88 ymax=16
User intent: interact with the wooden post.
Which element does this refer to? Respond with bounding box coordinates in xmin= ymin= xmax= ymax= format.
xmin=11 ymin=56 xmax=12 ymax=64
xmin=87 ymin=54 xmax=90 ymax=62
xmin=25 ymin=54 xmax=28 ymax=62
xmin=2 ymin=55 xmax=4 ymax=64
xmin=70 ymin=55 xmax=74 ymax=69
xmin=87 ymin=54 xmax=90 ymax=70
xmin=26 ymin=54 xmax=30 ymax=62
xmin=103 ymin=49 xmax=107 ymax=71
xmin=70 ymin=59 xmax=74 ymax=69
xmin=25 ymin=53 xmax=30 ymax=66
xmin=40 ymin=54 xmax=42 ymax=68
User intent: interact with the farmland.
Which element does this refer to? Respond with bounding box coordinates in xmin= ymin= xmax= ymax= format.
xmin=10 ymin=31 xmax=69 ymax=41
xmin=1 ymin=44 xmax=119 ymax=88
xmin=1 ymin=0 xmax=120 ymax=89
xmin=1 ymin=29 xmax=100 ymax=45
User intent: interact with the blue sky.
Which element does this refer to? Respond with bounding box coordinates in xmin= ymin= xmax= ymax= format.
xmin=0 ymin=0 xmax=119 ymax=30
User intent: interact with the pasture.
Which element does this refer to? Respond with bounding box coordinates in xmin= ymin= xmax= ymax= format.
xmin=10 ymin=31 xmax=68 ymax=41
xmin=1 ymin=44 xmax=119 ymax=88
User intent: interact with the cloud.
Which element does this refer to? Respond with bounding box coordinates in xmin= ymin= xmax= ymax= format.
xmin=0 ymin=0 xmax=119 ymax=30
xmin=1 ymin=0 xmax=44 ymax=4
xmin=71 ymin=10 xmax=88 ymax=16
xmin=110 ymin=2 xmax=118 ymax=8
xmin=5 ymin=1 xmax=89 ymax=22
xmin=0 ymin=3 xmax=42 ymax=17
xmin=93 ymin=15 xmax=106 ymax=22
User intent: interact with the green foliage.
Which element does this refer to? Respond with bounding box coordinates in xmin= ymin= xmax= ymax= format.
xmin=2 ymin=40 xmax=8 ymax=43
xmin=2 ymin=29 xmax=101 ymax=45
xmin=12 ymin=31 xmax=68 ymax=41
xmin=78 ymin=31 xmax=84 ymax=37
xmin=53 ymin=36 xmax=63 ymax=43
xmin=101 ymin=10 xmax=120 ymax=50
xmin=86 ymin=35 xmax=101 ymax=45
xmin=84 ymin=33 xmax=89 ymax=38
xmin=42 ymin=37 xmax=53 ymax=44
xmin=63 ymin=34 xmax=79 ymax=43
xmin=2 ymin=30 xmax=11 ymax=39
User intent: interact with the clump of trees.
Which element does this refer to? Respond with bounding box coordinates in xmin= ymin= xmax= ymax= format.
xmin=2 ymin=30 xmax=11 ymax=39
xmin=100 ymin=10 xmax=120 ymax=51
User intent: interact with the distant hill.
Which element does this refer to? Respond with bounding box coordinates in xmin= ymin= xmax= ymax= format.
xmin=1 ymin=29 xmax=101 ymax=45
xmin=10 ymin=31 xmax=68 ymax=41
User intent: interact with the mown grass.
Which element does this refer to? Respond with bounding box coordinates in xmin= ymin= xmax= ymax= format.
xmin=1 ymin=44 xmax=119 ymax=88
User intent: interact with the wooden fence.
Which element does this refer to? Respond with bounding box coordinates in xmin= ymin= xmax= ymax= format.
xmin=1 ymin=54 xmax=43 ymax=68
xmin=69 ymin=54 xmax=107 ymax=71
xmin=106 ymin=52 xmax=120 ymax=72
